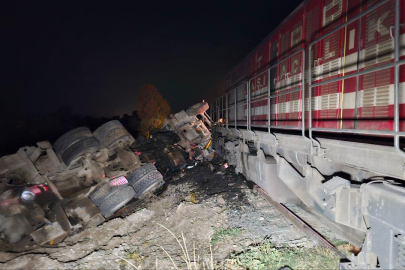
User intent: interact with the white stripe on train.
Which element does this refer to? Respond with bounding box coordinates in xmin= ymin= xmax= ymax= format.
xmin=247 ymin=82 xmax=405 ymax=117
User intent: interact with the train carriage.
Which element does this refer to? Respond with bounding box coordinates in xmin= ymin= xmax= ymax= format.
xmin=219 ymin=0 xmax=405 ymax=132
xmin=211 ymin=0 xmax=405 ymax=269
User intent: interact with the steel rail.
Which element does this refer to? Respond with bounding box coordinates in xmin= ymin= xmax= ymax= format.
xmin=257 ymin=187 xmax=346 ymax=259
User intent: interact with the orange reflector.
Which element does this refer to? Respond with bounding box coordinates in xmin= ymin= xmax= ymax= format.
xmin=205 ymin=139 xmax=212 ymax=149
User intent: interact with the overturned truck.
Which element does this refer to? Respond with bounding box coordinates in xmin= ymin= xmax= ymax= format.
xmin=0 ymin=102 xmax=212 ymax=248
xmin=0 ymin=120 xmax=164 ymax=247
xmin=210 ymin=0 xmax=405 ymax=269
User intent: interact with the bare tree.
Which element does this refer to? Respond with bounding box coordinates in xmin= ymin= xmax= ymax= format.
xmin=136 ymin=84 xmax=170 ymax=138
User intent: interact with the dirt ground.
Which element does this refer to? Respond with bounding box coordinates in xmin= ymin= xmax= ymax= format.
xmin=0 ymin=165 xmax=321 ymax=269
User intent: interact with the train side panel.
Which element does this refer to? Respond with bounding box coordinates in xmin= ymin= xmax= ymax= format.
xmin=225 ymin=0 xmax=405 ymax=134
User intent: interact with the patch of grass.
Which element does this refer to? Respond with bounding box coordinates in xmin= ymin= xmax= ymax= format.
xmin=330 ymin=239 xmax=360 ymax=258
xmin=211 ymin=227 xmax=241 ymax=246
xmin=189 ymin=193 xmax=198 ymax=204
xmin=331 ymin=239 xmax=348 ymax=247
xmin=157 ymin=223 xmax=215 ymax=270
xmin=220 ymin=241 xmax=340 ymax=270
xmin=126 ymin=251 xmax=144 ymax=264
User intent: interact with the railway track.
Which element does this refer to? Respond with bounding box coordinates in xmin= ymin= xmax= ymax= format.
xmin=256 ymin=186 xmax=348 ymax=260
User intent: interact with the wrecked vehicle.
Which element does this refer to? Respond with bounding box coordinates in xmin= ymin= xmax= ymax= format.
xmin=131 ymin=131 xmax=189 ymax=174
xmin=0 ymin=120 xmax=164 ymax=247
xmin=162 ymin=102 xmax=214 ymax=160
xmin=130 ymin=102 xmax=214 ymax=176
xmin=0 ymin=101 xmax=213 ymax=248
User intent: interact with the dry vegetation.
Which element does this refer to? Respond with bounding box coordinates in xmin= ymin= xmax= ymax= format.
xmin=155 ymin=225 xmax=341 ymax=270
xmin=1 ymin=166 xmax=349 ymax=270
xmin=218 ymin=241 xmax=340 ymax=270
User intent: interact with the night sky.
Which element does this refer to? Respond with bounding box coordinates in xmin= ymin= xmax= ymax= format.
xmin=1 ymin=1 xmax=303 ymax=117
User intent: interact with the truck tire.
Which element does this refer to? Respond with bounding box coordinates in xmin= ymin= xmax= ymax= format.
xmin=90 ymin=184 xmax=116 ymax=206
xmin=185 ymin=102 xmax=209 ymax=116
xmin=97 ymin=186 xmax=136 ymax=218
xmin=101 ymin=127 xmax=132 ymax=148
xmin=61 ymin=137 xmax=100 ymax=166
xmin=127 ymin=163 xmax=156 ymax=186
xmin=54 ymin=127 xmax=93 ymax=158
xmin=132 ymin=170 xmax=164 ymax=198
xmin=94 ymin=120 xmax=123 ymax=136
xmin=93 ymin=120 xmax=132 ymax=148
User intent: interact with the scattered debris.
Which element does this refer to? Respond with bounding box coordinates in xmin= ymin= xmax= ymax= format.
xmin=0 ymin=102 xmax=346 ymax=269
xmin=162 ymin=102 xmax=213 ymax=159
xmin=0 ymin=102 xmax=216 ymax=249
xmin=208 ymin=163 xmax=216 ymax=172
xmin=216 ymin=196 xmax=226 ymax=206
xmin=0 ymin=120 xmax=164 ymax=248
xmin=0 ymin=164 xmax=345 ymax=269
xmin=185 ymin=192 xmax=198 ymax=204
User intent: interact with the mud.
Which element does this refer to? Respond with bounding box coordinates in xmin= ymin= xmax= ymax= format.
xmin=1 ymin=165 xmax=312 ymax=269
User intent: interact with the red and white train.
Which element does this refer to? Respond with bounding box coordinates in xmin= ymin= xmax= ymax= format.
xmin=210 ymin=0 xmax=405 ymax=269
xmin=215 ymin=0 xmax=405 ymax=133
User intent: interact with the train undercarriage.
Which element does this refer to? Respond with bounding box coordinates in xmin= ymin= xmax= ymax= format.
xmin=212 ymin=126 xmax=405 ymax=269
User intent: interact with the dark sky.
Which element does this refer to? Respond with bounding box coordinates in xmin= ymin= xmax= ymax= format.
xmin=1 ymin=1 xmax=302 ymax=117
